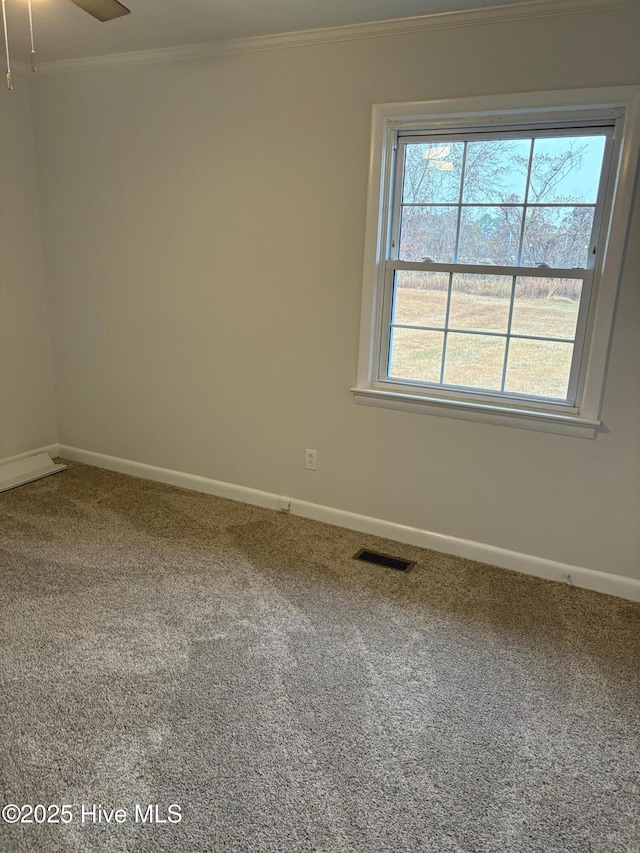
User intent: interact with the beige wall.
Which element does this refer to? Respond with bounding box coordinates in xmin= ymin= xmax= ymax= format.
xmin=0 ymin=76 xmax=57 ymax=459
xmin=32 ymin=6 xmax=640 ymax=577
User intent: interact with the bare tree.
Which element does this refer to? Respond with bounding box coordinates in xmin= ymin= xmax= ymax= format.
xmin=399 ymin=137 xmax=595 ymax=296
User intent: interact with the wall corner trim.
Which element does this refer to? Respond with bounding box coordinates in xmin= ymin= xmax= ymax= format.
xmin=56 ymin=445 xmax=640 ymax=604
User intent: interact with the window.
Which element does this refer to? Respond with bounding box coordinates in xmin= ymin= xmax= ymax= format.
xmin=353 ymin=88 xmax=640 ymax=437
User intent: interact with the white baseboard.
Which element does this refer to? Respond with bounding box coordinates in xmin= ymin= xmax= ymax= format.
xmin=0 ymin=444 xmax=60 ymax=467
xmin=0 ymin=451 xmax=66 ymax=493
xmin=57 ymin=444 xmax=640 ymax=604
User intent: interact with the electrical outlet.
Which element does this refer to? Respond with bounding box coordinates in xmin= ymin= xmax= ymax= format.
xmin=305 ymin=449 xmax=317 ymax=470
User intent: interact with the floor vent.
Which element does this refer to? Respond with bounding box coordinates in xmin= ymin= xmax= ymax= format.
xmin=353 ymin=548 xmax=415 ymax=572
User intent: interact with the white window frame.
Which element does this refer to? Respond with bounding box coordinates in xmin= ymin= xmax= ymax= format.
xmin=352 ymin=87 xmax=640 ymax=438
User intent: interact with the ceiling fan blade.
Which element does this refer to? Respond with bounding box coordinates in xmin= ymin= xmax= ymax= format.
xmin=69 ymin=0 xmax=131 ymax=22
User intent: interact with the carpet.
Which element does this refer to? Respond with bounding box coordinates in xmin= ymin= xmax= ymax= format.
xmin=0 ymin=461 xmax=638 ymax=852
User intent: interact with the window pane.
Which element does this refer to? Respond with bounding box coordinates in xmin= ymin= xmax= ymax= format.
xmin=399 ymin=206 xmax=457 ymax=262
xmin=505 ymin=339 xmax=573 ymax=399
xmin=511 ymin=278 xmax=582 ymax=339
xmin=402 ymin=142 xmax=464 ymax=203
xmin=449 ymin=274 xmax=512 ymax=333
xmin=521 ymin=206 xmax=594 ymax=268
xmin=443 ymin=333 xmax=505 ymax=390
xmin=462 ymin=138 xmax=530 ymax=203
xmin=457 ymin=206 xmax=522 ymax=265
xmin=529 ymin=136 xmax=606 ymax=203
xmin=388 ymin=329 xmax=444 ymax=382
xmin=392 ymin=271 xmax=449 ymax=327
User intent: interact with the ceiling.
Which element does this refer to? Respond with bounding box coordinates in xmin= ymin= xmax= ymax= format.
xmin=4 ymin=0 xmax=547 ymax=65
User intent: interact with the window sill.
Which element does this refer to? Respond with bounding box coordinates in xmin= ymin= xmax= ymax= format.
xmin=351 ymin=386 xmax=600 ymax=438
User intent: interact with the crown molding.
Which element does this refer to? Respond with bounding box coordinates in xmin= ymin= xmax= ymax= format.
xmin=36 ymin=0 xmax=636 ymax=75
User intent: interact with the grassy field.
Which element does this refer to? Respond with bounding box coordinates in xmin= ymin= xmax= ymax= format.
xmin=390 ymin=286 xmax=578 ymax=399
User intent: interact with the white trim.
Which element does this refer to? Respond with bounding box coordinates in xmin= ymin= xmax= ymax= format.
xmin=351 ymin=387 xmax=600 ymax=437
xmin=0 ymin=452 xmax=66 ymax=493
xmin=58 ymin=445 xmax=282 ymax=511
xmin=57 ymin=445 xmax=640 ymax=603
xmin=355 ymin=86 xmax=640 ymax=435
xmin=0 ymin=444 xmax=61 ymax=467
xmin=36 ymin=0 xmax=635 ymax=74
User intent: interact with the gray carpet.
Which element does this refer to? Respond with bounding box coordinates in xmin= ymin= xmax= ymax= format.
xmin=1 ymin=461 xmax=639 ymax=853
